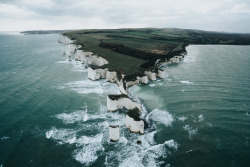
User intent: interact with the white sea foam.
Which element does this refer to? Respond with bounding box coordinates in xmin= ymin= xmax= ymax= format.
xmin=183 ymin=125 xmax=198 ymax=139
xmin=148 ymin=83 xmax=163 ymax=88
xmin=65 ymin=80 xmax=104 ymax=94
xmin=45 ymin=130 xmax=54 ymax=139
xmin=144 ymin=131 xmax=156 ymax=145
xmin=147 ymin=109 xmax=174 ymax=126
xmin=55 ymin=104 xmax=114 ymax=124
xmin=74 ymin=143 xmax=104 ymax=165
xmin=119 ymin=137 xmax=128 ymax=145
xmin=71 ymin=69 xmax=87 ymax=72
xmin=55 ymin=60 xmax=70 ymax=64
xmin=180 ymin=81 xmax=193 ymax=84
xmin=104 ymin=129 xmax=178 ymax=167
xmin=206 ymin=122 xmax=212 ymax=127
xmin=45 ymin=127 xmax=77 ymax=144
xmin=146 ymin=139 xmax=178 ymax=159
xmin=99 ymin=80 xmax=120 ymax=95
xmin=55 ymin=110 xmax=88 ymax=124
xmin=140 ymin=104 xmax=149 ymax=120
xmin=164 ymin=139 xmax=179 ymax=150
xmin=186 ymin=150 xmax=193 ymax=154
xmin=0 ymin=136 xmax=9 ymax=140
xmin=75 ymin=133 xmax=103 ymax=146
xmin=149 ymin=84 xmax=156 ymax=87
xmin=57 ymin=79 xmax=120 ymax=95
xmin=198 ymin=114 xmax=204 ymax=122
xmin=119 ymin=154 xmax=144 ymax=167
xmin=183 ymin=55 xmax=196 ymax=63
xmin=178 ymin=116 xmax=187 ymax=122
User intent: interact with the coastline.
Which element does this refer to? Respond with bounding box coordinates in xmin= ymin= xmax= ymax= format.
xmin=1 ymin=32 xmax=250 ymax=166
xmin=58 ymin=34 xmax=185 ymax=140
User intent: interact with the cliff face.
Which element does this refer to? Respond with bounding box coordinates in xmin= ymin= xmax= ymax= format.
xmin=137 ymin=76 xmax=148 ymax=84
xmin=107 ymin=94 xmax=141 ymax=111
xmin=58 ymin=35 xmax=74 ymax=45
xmin=69 ymin=44 xmax=78 ymax=53
xmin=157 ymin=69 xmax=165 ymax=79
xmin=75 ymin=49 xmax=108 ymax=66
xmin=106 ymin=71 xmax=119 ymax=83
xmin=125 ymin=115 xmax=144 ymax=134
xmin=87 ymin=67 xmax=108 ymax=80
xmin=144 ymin=71 xmax=157 ymax=81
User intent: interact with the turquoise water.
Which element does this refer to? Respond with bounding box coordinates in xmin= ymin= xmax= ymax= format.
xmin=0 ymin=33 xmax=249 ymax=167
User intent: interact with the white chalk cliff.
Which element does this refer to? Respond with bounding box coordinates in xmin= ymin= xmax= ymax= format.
xmin=88 ymin=67 xmax=108 ymax=80
xmin=75 ymin=50 xmax=108 ymax=66
xmin=125 ymin=115 xmax=144 ymax=134
xmin=137 ymin=75 xmax=149 ymax=84
xmin=69 ymin=44 xmax=77 ymax=53
xmin=169 ymin=56 xmax=184 ymax=64
xmin=106 ymin=71 xmax=119 ymax=83
xmin=58 ymin=35 xmax=74 ymax=45
xmin=107 ymin=95 xmax=141 ymax=111
xmin=108 ymin=125 xmax=120 ymax=142
xmin=144 ymin=71 xmax=157 ymax=81
xmin=157 ymin=69 xmax=165 ymax=79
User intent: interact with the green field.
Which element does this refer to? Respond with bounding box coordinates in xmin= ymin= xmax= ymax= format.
xmin=63 ymin=28 xmax=250 ymax=75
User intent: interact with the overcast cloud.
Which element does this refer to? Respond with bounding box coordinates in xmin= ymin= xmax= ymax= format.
xmin=0 ymin=0 xmax=250 ymax=32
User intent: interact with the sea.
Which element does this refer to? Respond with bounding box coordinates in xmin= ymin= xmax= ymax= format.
xmin=0 ymin=32 xmax=249 ymax=167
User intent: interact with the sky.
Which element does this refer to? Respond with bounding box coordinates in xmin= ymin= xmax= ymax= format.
xmin=0 ymin=0 xmax=250 ymax=33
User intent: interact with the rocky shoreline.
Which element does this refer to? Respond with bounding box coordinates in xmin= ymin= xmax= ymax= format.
xmin=58 ymin=35 xmax=185 ymax=142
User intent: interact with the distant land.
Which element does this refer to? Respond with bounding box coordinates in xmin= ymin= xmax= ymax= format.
xmin=20 ymin=30 xmax=71 ymax=34
xmin=21 ymin=28 xmax=250 ymax=75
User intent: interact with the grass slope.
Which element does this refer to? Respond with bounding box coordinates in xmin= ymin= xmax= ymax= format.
xmin=64 ymin=28 xmax=250 ymax=75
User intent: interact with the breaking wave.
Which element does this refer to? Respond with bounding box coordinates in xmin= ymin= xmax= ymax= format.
xmin=180 ymin=80 xmax=193 ymax=84
xmin=146 ymin=109 xmax=174 ymax=126
xmin=46 ymin=104 xmax=178 ymax=166
xmin=55 ymin=79 xmax=120 ymax=95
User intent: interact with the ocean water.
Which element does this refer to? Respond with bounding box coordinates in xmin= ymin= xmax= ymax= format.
xmin=0 ymin=33 xmax=249 ymax=167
